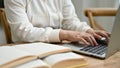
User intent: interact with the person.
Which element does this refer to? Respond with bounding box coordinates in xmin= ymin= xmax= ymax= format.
xmin=4 ymin=0 xmax=110 ymax=46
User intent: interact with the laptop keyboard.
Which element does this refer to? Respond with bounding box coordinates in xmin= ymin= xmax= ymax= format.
xmin=80 ymin=44 xmax=107 ymax=55
xmin=79 ymin=38 xmax=108 ymax=56
xmin=63 ymin=38 xmax=108 ymax=58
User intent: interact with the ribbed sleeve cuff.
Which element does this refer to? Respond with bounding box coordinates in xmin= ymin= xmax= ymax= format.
xmin=81 ymin=22 xmax=91 ymax=32
xmin=82 ymin=26 xmax=91 ymax=32
xmin=48 ymin=29 xmax=61 ymax=42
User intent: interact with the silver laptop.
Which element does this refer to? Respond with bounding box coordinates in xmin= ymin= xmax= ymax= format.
xmin=63 ymin=6 xmax=120 ymax=59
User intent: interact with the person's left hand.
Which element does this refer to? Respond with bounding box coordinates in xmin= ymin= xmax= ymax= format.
xmin=86 ymin=29 xmax=110 ymax=43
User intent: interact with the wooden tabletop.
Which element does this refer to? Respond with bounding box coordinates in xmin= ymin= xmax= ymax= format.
xmin=79 ymin=51 xmax=120 ymax=68
xmin=1 ymin=43 xmax=120 ymax=68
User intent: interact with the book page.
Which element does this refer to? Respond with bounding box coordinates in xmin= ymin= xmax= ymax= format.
xmin=12 ymin=42 xmax=72 ymax=58
xmin=0 ymin=46 xmax=36 ymax=68
xmin=16 ymin=59 xmax=50 ymax=68
xmin=43 ymin=52 xmax=87 ymax=68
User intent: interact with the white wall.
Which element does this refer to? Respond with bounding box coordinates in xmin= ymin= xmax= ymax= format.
xmin=72 ymin=0 xmax=119 ymax=32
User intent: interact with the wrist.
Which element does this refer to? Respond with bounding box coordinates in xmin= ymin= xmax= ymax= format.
xmin=59 ymin=30 xmax=68 ymax=41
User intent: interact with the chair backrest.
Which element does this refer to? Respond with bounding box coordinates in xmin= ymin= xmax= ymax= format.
xmin=0 ymin=8 xmax=12 ymax=43
xmin=84 ymin=8 xmax=117 ymax=31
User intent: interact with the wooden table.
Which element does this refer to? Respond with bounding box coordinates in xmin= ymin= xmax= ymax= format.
xmin=1 ymin=43 xmax=120 ymax=68
xmin=78 ymin=51 xmax=120 ymax=68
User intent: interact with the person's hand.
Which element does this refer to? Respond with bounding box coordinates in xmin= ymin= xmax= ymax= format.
xmin=59 ymin=30 xmax=98 ymax=45
xmin=86 ymin=29 xmax=110 ymax=43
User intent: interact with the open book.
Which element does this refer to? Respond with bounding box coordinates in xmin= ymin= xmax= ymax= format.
xmin=0 ymin=42 xmax=87 ymax=68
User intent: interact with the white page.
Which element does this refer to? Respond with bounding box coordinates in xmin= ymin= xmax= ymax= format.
xmin=16 ymin=59 xmax=50 ymax=68
xmin=12 ymin=42 xmax=72 ymax=58
xmin=43 ymin=52 xmax=84 ymax=66
xmin=0 ymin=46 xmax=34 ymax=65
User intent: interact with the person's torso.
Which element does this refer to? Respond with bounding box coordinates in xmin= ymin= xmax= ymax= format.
xmin=26 ymin=0 xmax=64 ymax=28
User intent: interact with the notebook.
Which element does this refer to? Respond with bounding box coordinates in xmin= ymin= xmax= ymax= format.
xmin=63 ymin=6 xmax=120 ymax=59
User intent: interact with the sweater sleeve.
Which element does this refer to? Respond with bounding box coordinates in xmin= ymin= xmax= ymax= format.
xmin=62 ymin=0 xmax=91 ymax=32
xmin=4 ymin=0 xmax=61 ymax=43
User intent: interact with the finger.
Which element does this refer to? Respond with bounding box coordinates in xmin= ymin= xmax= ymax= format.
xmin=93 ymin=33 xmax=102 ymax=40
xmin=80 ymin=38 xmax=89 ymax=45
xmin=96 ymin=32 xmax=109 ymax=41
xmin=98 ymin=33 xmax=110 ymax=43
xmin=90 ymin=36 xmax=98 ymax=46
xmin=76 ymin=35 xmax=89 ymax=45
xmin=85 ymin=36 xmax=94 ymax=46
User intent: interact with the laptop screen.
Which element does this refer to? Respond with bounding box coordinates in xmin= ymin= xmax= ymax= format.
xmin=106 ymin=6 xmax=120 ymax=58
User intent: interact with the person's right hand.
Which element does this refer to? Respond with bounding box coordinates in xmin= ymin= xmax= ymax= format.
xmin=59 ymin=30 xmax=98 ymax=46
xmin=86 ymin=29 xmax=110 ymax=43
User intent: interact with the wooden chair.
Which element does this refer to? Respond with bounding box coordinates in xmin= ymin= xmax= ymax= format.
xmin=0 ymin=8 xmax=12 ymax=43
xmin=84 ymin=8 xmax=117 ymax=31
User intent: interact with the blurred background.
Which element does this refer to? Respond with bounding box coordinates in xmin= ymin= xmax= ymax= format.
xmin=0 ymin=0 xmax=119 ymax=44
xmin=72 ymin=0 xmax=119 ymax=32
